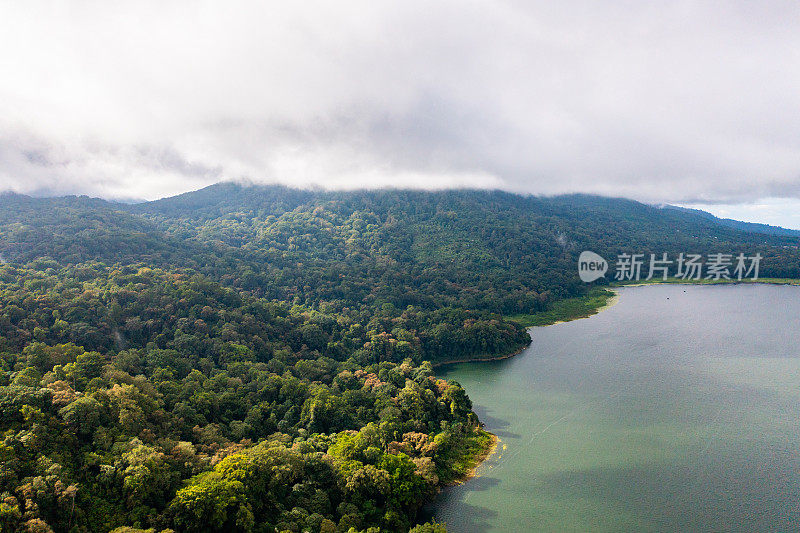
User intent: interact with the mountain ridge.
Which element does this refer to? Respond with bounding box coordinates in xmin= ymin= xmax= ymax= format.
xmin=1 ymin=182 xmax=800 ymax=532
xmin=4 ymin=182 xmax=800 ymax=239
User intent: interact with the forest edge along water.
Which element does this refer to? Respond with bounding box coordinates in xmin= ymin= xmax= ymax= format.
xmin=433 ymin=279 xmax=790 ymax=485
xmin=426 ymin=281 xmax=800 ymax=532
xmin=433 ymin=287 xmax=621 ymax=368
xmin=435 ymin=287 xmax=621 ymax=482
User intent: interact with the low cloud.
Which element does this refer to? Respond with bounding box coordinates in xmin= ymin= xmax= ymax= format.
xmin=1 ymin=1 xmax=799 ymax=202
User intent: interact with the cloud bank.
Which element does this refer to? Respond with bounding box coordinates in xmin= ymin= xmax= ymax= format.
xmin=1 ymin=1 xmax=799 ymax=202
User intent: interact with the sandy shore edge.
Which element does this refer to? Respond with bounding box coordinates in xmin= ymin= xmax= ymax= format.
xmin=547 ymin=288 xmax=620 ymax=326
xmin=437 ymin=289 xmax=620 ymax=482
xmin=449 ymin=433 xmax=500 ymax=486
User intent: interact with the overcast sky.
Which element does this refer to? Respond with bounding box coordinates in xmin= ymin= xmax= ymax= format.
xmin=2 ymin=2 xmax=800 ymax=225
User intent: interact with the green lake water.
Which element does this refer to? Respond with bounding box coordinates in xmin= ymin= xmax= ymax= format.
xmin=428 ymin=284 xmax=800 ymax=532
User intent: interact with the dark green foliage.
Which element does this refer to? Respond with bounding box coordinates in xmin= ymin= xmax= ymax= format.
xmin=4 ymin=186 xmax=799 ymax=315
xmin=509 ymin=287 xmax=616 ymax=327
xmin=0 ymin=265 xmax=487 ymax=532
xmin=1 ymin=184 xmax=799 ymax=532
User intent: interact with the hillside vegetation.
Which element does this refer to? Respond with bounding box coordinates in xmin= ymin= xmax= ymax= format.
xmin=0 ymin=184 xmax=799 ymax=532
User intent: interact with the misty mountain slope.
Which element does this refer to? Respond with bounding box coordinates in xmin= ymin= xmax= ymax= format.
xmin=132 ymin=184 xmax=800 ymax=250
xmin=1 ymin=184 xmax=799 ymax=533
xmin=2 ymin=185 xmax=800 ymax=314
xmin=663 ymin=204 xmax=800 ymax=237
xmin=0 ymin=191 xmax=268 ymax=283
xmin=0 ymin=192 xmax=180 ymax=265
xmin=132 ymin=184 xmax=800 ymax=273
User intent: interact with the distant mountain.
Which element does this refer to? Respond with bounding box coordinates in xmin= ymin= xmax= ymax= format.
xmin=2 ymin=184 xmax=800 ymax=310
xmin=662 ymin=204 xmax=800 ymax=237
xmin=128 ymin=182 xmax=314 ymax=221
xmin=0 ymin=190 xmax=206 ymax=267
xmin=1 ymin=182 xmax=800 ymax=532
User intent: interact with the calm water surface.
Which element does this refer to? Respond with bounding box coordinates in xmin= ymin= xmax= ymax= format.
xmin=428 ymin=284 xmax=800 ymax=532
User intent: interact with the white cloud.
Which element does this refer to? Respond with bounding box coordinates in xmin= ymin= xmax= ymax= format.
xmin=1 ymin=1 xmax=800 ymax=202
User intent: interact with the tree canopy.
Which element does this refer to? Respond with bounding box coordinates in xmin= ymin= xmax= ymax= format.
xmin=1 ymin=184 xmax=798 ymax=532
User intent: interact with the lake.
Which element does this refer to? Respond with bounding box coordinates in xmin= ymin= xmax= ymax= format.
xmin=428 ymin=284 xmax=800 ymax=532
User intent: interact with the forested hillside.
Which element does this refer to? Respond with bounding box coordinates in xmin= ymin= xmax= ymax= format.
xmin=4 ymin=185 xmax=799 ymax=310
xmin=1 ymin=184 xmax=799 ymax=532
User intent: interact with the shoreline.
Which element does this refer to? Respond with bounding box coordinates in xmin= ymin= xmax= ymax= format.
xmin=433 ymin=288 xmax=623 ymax=368
xmin=434 ymin=280 xmax=799 ymax=482
xmin=432 ymin=346 xmax=527 ymax=368
xmin=448 ymin=432 xmax=500 ymax=486
xmin=612 ymin=278 xmax=800 ymax=288
xmin=434 ymin=288 xmax=622 ymax=486
xmin=427 ymin=280 xmax=798 ymax=519
xmin=545 ymin=287 xmax=620 ymax=326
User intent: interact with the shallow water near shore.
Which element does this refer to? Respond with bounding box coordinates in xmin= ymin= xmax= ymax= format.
xmin=426 ymin=284 xmax=800 ymax=532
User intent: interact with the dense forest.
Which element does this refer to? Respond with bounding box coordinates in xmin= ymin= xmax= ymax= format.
xmin=1 ymin=184 xmax=799 ymax=532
